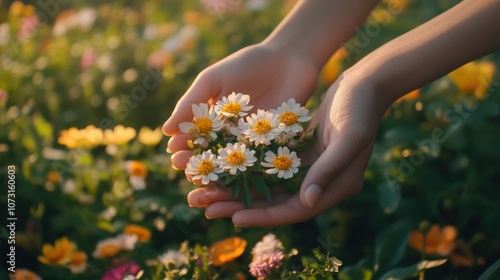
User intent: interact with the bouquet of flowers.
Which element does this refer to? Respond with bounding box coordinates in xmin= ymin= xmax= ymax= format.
xmin=179 ymin=92 xmax=314 ymax=207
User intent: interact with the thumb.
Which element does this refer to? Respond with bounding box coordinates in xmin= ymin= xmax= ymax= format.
xmin=162 ymin=71 xmax=218 ymax=136
xmin=299 ymin=134 xmax=366 ymax=208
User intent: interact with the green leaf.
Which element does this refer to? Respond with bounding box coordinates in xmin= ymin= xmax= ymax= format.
xmin=338 ymin=266 xmax=373 ymax=280
xmin=478 ymin=259 xmax=500 ymax=280
xmin=248 ymin=175 xmax=271 ymax=200
xmin=242 ymin=180 xmax=252 ymax=208
xmin=230 ymin=181 xmax=240 ymax=199
xmin=379 ymin=259 xmax=447 ymax=280
xmin=377 ymin=183 xmax=401 ymax=214
xmin=373 ymin=220 xmax=411 ymax=274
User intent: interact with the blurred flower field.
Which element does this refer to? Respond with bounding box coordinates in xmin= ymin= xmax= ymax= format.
xmin=1 ymin=0 xmax=500 ymax=279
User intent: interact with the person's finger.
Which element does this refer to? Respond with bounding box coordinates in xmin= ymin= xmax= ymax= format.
xmin=231 ymin=145 xmax=371 ymax=227
xmin=163 ymin=71 xmax=218 ymax=136
xmin=299 ymin=129 xmax=372 ymax=208
xmin=187 ymin=186 xmax=235 ymax=207
xmin=205 ymin=192 xmax=291 ymax=218
xmin=171 ymin=150 xmax=193 ymax=170
xmin=167 ymin=133 xmax=192 ymax=153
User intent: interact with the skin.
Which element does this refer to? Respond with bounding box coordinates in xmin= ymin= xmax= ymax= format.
xmin=164 ymin=0 xmax=500 ymax=227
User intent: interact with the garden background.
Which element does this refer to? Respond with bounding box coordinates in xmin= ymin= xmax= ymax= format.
xmin=1 ymin=0 xmax=500 ymax=279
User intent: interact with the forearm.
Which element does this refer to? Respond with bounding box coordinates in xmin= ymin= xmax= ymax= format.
xmin=354 ymin=0 xmax=500 ymax=106
xmin=263 ymin=0 xmax=380 ymax=68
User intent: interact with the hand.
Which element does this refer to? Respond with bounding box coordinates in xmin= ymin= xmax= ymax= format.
xmin=163 ymin=42 xmax=320 ymax=170
xmin=187 ymin=73 xmax=388 ymax=227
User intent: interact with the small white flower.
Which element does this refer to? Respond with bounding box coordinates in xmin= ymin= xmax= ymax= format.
xmin=240 ymin=109 xmax=282 ymax=145
xmin=179 ymin=103 xmax=223 ymax=144
xmin=261 ymin=146 xmax=300 ymax=179
xmin=159 ymin=249 xmax=189 ymax=268
xmin=214 ymin=92 xmax=253 ymax=118
xmin=185 ymin=151 xmax=222 ymax=185
xmin=251 ymin=233 xmax=284 ymax=258
xmin=271 ymin=98 xmax=311 ymax=133
xmin=217 ymin=142 xmax=257 ymax=174
xmin=129 ymin=175 xmax=146 ymax=190
xmin=120 ymin=234 xmax=138 ymax=251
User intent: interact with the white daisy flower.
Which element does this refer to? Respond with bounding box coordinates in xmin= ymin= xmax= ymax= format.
xmin=179 ymin=103 xmax=223 ymax=144
xmin=217 ymin=142 xmax=257 ymax=174
xmin=159 ymin=249 xmax=189 ymax=268
xmin=185 ymin=151 xmax=222 ymax=185
xmin=261 ymin=146 xmax=300 ymax=179
xmin=241 ymin=109 xmax=282 ymax=145
xmin=214 ymin=92 xmax=253 ymax=118
xmin=271 ymin=98 xmax=311 ymax=133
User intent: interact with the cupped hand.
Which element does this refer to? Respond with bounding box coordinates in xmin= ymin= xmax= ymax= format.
xmin=187 ymin=73 xmax=389 ymax=227
xmin=163 ymin=42 xmax=320 ymax=171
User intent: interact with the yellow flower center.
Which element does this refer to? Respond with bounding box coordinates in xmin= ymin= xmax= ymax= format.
xmin=197 ymin=160 xmax=215 ymax=175
xmin=280 ymin=111 xmax=298 ymax=126
xmin=227 ymin=151 xmax=245 ymax=166
xmin=222 ymin=102 xmax=242 ymax=115
xmin=273 ymin=156 xmax=292 ymax=170
xmin=253 ymin=119 xmax=272 ymax=134
xmin=193 ymin=117 xmax=213 ymax=133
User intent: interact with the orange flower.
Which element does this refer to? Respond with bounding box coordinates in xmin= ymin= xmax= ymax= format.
xmin=9 ymin=268 xmax=41 ymax=280
xmin=38 ymin=237 xmax=77 ymax=265
xmin=93 ymin=241 xmax=122 ymax=259
xmin=322 ymin=48 xmax=348 ymax=84
xmin=67 ymin=251 xmax=88 ymax=274
xmin=408 ymin=224 xmax=457 ymax=256
xmin=396 ymin=88 xmax=420 ymax=103
xmin=449 ymin=60 xmax=496 ymax=99
xmin=127 ymin=161 xmax=148 ymax=177
xmin=47 ymin=171 xmax=60 ymax=183
xmin=210 ymin=237 xmax=247 ymax=266
xmin=123 ymin=224 xmax=151 ymax=242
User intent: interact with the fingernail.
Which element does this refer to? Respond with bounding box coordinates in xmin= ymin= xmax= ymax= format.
xmin=166 ymin=147 xmax=172 ymax=153
xmin=304 ymin=184 xmax=321 ymax=208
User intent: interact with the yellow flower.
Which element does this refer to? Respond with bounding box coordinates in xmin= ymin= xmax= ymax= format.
xmin=38 ymin=237 xmax=77 ymax=265
xmin=209 ymin=237 xmax=247 ymax=267
xmin=103 ymin=125 xmax=136 ymax=145
xmin=138 ymin=126 xmax=163 ymax=146
xmin=322 ymin=48 xmax=348 ymax=84
xmin=383 ymin=0 xmax=411 ymax=12
xmin=9 ymin=1 xmax=25 ymax=18
xmin=395 ymin=88 xmax=420 ymax=103
xmin=67 ymin=251 xmax=87 ymax=274
xmin=58 ymin=125 xmax=104 ymax=149
xmin=449 ymin=60 xmax=496 ymax=99
xmin=123 ymin=224 xmax=151 ymax=242
xmin=9 ymin=268 xmax=41 ymax=280
xmin=408 ymin=224 xmax=457 ymax=256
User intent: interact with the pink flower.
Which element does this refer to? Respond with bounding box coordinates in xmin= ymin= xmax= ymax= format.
xmin=102 ymin=261 xmax=141 ymax=280
xmin=249 ymin=251 xmax=284 ymax=279
xmin=81 ymin=49 xmax=97 ymax=70
xmin=200 ymin=0 xmax=240 ymax=14
xmin=18 ymin=15 xmax=39 ymax=40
